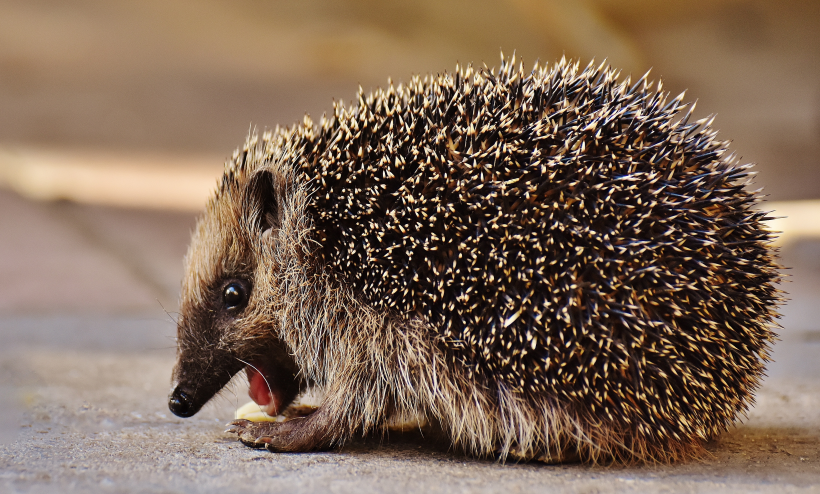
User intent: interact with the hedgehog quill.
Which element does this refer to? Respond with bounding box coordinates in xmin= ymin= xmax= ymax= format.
xmin=168 ymin=56 xmax=781 ymax=463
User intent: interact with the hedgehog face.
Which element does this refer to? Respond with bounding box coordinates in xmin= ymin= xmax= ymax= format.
xmin=168 ymin=168 xmax=302 ymax=418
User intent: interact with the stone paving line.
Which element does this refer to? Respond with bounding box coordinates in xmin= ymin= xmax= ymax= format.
xmin=1 ymin=187 xmax=820 ymax=492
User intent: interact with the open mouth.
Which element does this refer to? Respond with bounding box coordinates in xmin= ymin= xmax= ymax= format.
xmin=246 ymin=361 xmax=291 ymax=416
xmin=240 ymin=361 xmax=324 ymax=422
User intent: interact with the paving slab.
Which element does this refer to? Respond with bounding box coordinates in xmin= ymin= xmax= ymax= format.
xmin=0 ymin=189 xmax=195 ymax=314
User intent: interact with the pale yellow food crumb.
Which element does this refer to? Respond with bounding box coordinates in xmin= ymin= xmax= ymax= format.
xmin=234 ymin=401 xmax=284 ymax=422
xmin=233 ymin=388 xmax=427 ymax=430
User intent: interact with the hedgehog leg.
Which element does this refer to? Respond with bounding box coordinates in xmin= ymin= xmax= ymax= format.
xmin=505 ymin=440 xmax=583 ymax=464
xmin=533 ymin=448 xmax=582 ymax=464
xmin=226 ymin=406 xmax=336 ymax=452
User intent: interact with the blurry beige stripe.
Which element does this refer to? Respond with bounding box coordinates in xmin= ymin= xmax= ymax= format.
xmin=766 ymin=201 xmax=820 ymax=246
xmin=0 ymin=147 xmax=223 ymax=212
xmin=0 ymin=147 xmax=816 ymax=245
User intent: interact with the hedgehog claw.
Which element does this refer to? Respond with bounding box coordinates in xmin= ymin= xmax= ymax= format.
xmin=240 ymin=437 xmax=267 ymax=449
xmin=265 ymin=442 xmax=284 ymax=453
xmin=224 ymin=419 xmax=252 ymax=434
xmin=226 ymin=419 xmax=282 ymax=447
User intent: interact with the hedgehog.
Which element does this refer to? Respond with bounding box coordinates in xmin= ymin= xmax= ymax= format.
xmin=167 ymin=56 xmax=781 ymax=463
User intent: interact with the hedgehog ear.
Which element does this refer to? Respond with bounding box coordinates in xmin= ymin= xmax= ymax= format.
xmin=247 ymin=170 xmax=279 ymax=236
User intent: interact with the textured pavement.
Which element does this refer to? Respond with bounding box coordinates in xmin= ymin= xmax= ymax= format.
xmin=1 ymin=185 xmax=820 ymax=493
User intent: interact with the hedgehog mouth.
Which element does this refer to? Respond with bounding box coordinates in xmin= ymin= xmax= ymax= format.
xmin=246 ymin=362 xmax=287 ymax=416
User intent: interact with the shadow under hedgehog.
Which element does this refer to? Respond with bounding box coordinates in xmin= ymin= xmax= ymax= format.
xmin=168 ymin=56 xmax=781 ymax=464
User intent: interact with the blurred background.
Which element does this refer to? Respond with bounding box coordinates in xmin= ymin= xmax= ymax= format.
xmin=1 ymin=0 xmax=819 ymax=202
xmin=2 ymin=0 xmax=819 ymax=329
xmin=1 ymin=1 xmax=820 ymax=485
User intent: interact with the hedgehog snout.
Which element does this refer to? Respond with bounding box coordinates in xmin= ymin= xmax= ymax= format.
xmin=168 ymin=383 xmax=196 ymax=417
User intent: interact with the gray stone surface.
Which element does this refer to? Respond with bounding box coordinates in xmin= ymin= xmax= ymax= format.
xmin=0 ymin=189 xmax=161 ymax=315
xmin=1 ymin=187 xmax=819 ymax=492
xmin=1 ymin=345 xmax=819 ymax=493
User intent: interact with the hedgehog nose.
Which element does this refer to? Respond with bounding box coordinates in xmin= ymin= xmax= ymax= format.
xmin=168 ymin=386 xmax=195 ymax=417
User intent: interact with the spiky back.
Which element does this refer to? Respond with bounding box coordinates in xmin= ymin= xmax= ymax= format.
xmin=258 ymin=58 xmax=779 ymax=445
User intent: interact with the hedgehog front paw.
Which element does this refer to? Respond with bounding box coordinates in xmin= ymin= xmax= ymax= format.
xmin=226 ymin=419 xmax=280 ymax=448
xmin=226 ymin=414 xmax=330 ymax=452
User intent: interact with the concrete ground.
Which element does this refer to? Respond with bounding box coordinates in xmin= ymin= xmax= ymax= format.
xmin=1 ymin=186 xmax=819 ymax=493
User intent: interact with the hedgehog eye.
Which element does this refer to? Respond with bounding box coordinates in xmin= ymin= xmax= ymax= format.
xmin=223 ymin=282 xmax=248 ymax=310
